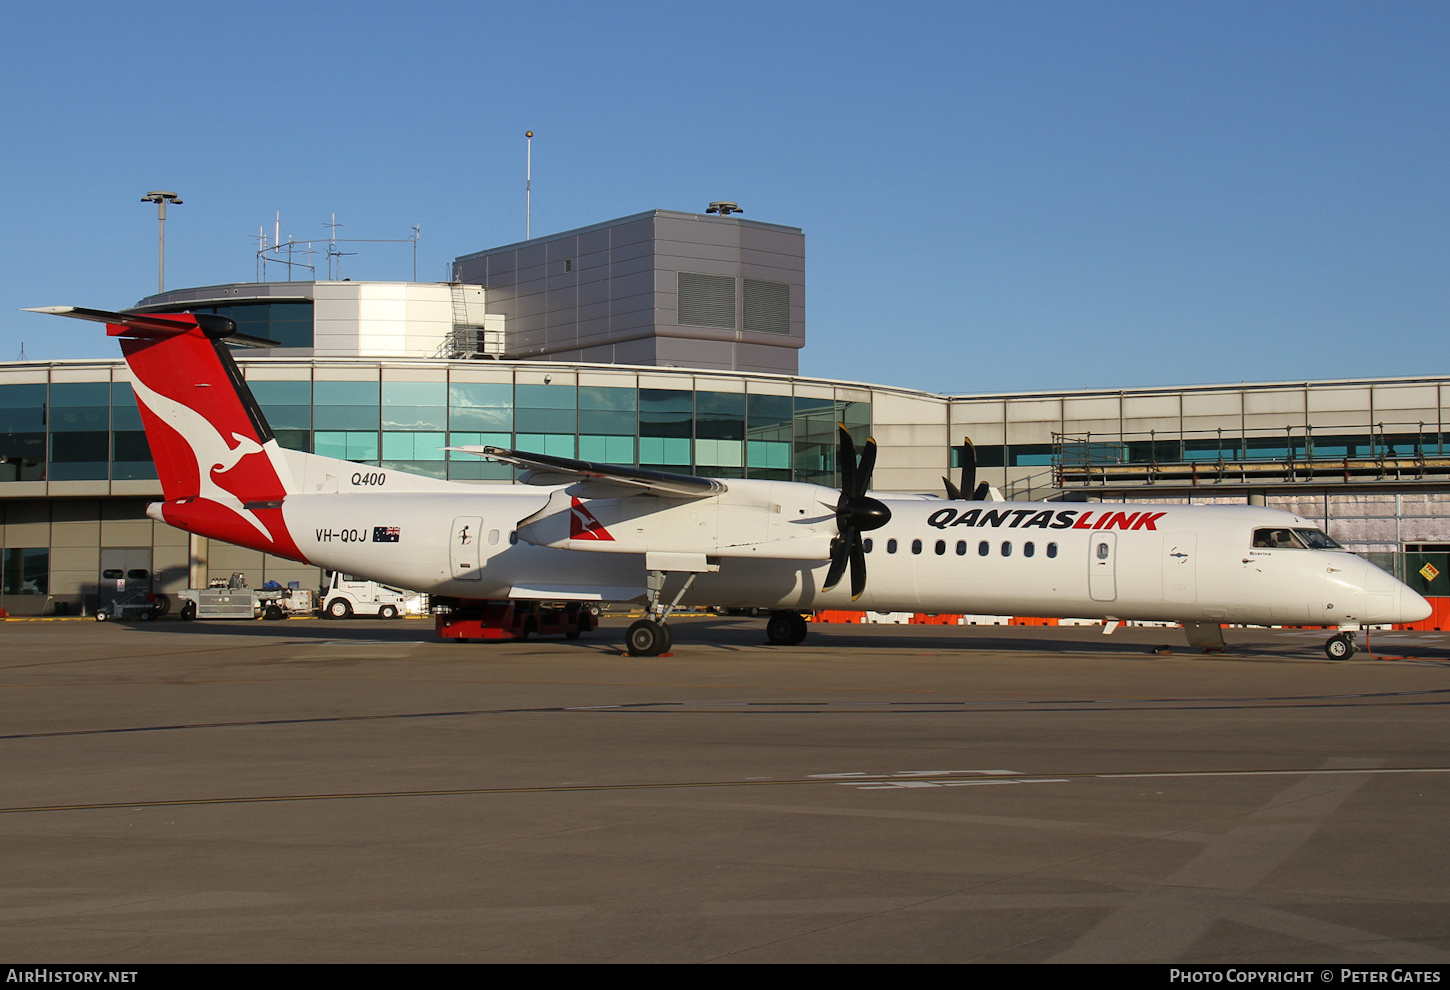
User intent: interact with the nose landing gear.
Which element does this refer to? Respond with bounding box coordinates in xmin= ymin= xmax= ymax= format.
xmin=1325 ymin=631 xmax=1358 ymax=660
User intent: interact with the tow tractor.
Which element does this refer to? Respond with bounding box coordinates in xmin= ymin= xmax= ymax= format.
xmin=434 ymin=599 xmax=599 ymax=642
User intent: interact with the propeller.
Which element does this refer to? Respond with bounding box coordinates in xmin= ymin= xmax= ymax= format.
xmin=943 ymin=436 xmax=989 ymax=500
xmin=823 ymin=424 xmax=892 ymax=600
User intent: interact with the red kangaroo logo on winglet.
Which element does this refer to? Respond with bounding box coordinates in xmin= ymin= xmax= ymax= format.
xmin=569 ymin=497 xmax=614 ymax=541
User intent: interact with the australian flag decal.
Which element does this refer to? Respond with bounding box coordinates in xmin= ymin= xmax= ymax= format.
xmin=372 ymin=526 xmax=401 ymax=543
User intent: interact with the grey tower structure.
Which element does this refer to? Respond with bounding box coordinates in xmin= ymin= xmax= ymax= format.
xmin=452 ymin=210 xmax=804 ymax=374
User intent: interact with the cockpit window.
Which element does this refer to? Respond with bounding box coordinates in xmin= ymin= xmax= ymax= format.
xmin=1252 ymin=527 xmax=1343 ymax=550
xmin=1293 ymin=528 xmax=1343 ymax=550
xmin=1253 ymin=528 xmax=1305 ymax=549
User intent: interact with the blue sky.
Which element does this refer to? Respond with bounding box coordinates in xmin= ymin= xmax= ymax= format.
xmin=2 ymin=1 xmax=1445 ymax=394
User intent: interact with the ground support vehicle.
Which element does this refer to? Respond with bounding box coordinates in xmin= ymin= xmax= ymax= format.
xmin=434 ymin=599 xmax=598 ymax=642
xmin=94 ymin=591 xmax=162 ymax=622
xmin=322 ymin=572 xmax=427 ymax=619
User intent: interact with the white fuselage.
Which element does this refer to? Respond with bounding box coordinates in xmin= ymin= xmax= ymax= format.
xmin=195 ymin=472 xmax=1428 ymax=628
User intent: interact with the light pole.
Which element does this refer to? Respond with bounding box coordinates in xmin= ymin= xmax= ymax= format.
xmin=525 ymin=131 xmax=533 ymax=241
xmin=141 ymin=191 xmax=182 ymax=293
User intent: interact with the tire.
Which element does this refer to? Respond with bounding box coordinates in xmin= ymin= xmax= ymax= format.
xmin=1324 ymin=634 xmax=1354 ymax=660
xmin=264 ymin=604 xmax=285 ymax=621
xmin=766 ymin=611 xmax=806 ymax=645
xmin=151 ymin=594 xmax=171 ymax=617
xmin=180 ymin=601 xmax=196 ymax=622
xmin=95 ymin=610 xmax=108 ymax=622
xmin=378 ymin=605 xmax=398 ymax=620
xmin=327 ymin=599 xmax=353 ymax=619
xmin=626 ymin=619 xmax=669 ymax=657
xmin=139 ymin=609 xmax=154 ymax=622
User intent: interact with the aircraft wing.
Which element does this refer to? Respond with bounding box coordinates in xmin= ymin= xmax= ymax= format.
xmin=448 ymin=445 xmax=727 ymax=498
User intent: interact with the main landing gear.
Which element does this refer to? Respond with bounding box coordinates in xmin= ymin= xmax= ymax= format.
xmin=1325 ymin=631 xmax=1359 ymax=660
xmin=765 ymin=610 xmax=808 ymax=645
xmin=625 ymin=566 xmax=704 ymax=657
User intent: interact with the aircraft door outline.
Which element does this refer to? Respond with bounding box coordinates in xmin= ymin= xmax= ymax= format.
xmin=451 ymin=516 xmax=483 ymax=581
xmin=1089 ymin=532 xmax=1117 ymax=602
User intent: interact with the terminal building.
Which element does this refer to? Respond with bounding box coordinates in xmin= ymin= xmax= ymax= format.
xmin=2 ymin=208 xmax=1447 ymax=614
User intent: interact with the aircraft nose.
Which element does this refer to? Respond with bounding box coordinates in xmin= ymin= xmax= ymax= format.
xmin=1361 ymin=559 xmax=1432 ymax=624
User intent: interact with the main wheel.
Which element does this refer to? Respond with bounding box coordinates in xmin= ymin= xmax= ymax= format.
xmin=378 ymin=604 xmax=398 ymax=620
xmin=151 ymin=594 xmax=171 ymax=617
xmin=327 ymin=599 xmax=352 ymax=619
xmin=1324 ymin=634 xmax=1355 ymax=660
xmin=766 ymin=611 xmax=807 ymax=645
xmin=180 ymin=601 xmax=196 ymax=621
xmin=626 ymin=619 xmax=671 ymax=656
xmin=264 ymin=604 xmax=285 ymax=621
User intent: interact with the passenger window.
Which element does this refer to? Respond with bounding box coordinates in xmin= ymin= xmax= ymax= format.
xmin=863 ymin=538 xmax=873 ymax=553
xmin=488 ymin=529 xmax=500 ymax=545
xmin=509 ymin=531 xmax=518 ymax=545
xmin=1001 ymin=541 xmax=1012 ymax=557
xmin=934 ymin=540 xmax=946 ymax=555
xmin=887 ymin=539 xmax=898 ymax=554
xmin=1047 ymin=542 xmax=1058 ymax=558
xmin=1023 ymin=542 xmax=1035 ymax=558
xmin=956 ymin=540 xmax=967 ymax=556
xmin=978 ymin=541 xmax=989 ymax=557
xmin=912 ymin=539 xmax=923 ymax=555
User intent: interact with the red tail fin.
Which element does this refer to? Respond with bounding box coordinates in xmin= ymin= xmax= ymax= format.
xmin=28 ymin=307 xmax=303 ymax=561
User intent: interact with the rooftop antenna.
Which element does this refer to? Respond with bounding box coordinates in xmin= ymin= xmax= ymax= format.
xmin=525 ymin=130 xmax=533 ymax=240
xmin=706 ymin=201 xmax=743 ymax=216
xmin=411 ymin=223 xmax=421 ymax=281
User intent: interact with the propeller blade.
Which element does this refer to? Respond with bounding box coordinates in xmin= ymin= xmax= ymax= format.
xmin=960 ymin=437 xmax=977 ymax=499
xmin=972 ymin=481 xmax=991 ymax=500
xmin=822 ymin=534 xmax=852 ymax=592
xmin=942 ymin=475 xmax=962 ymax=500
xmin=849 ymin=536 xmax=867 ymax=600
xmin=837 ymin=424 xmax=856 ymax=497
xmin=855 ymin=437 xmax=877 ymax=497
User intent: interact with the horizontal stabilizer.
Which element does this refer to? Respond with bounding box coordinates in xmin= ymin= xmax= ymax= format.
xmin=25 ymin=306 xmax=279 ymax=347
xmin=449 ymin=445 xmax=727 ymax=498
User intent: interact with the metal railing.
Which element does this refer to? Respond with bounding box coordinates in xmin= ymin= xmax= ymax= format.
xmin=1054 ymin=421 xmax=1450 ymax=487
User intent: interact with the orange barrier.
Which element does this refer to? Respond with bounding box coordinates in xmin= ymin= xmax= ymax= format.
xmin=911 ymin=614 xmax=964 ymax=625
xmin=1395 ymin=597 xmax=1450 ymax=631
xmin=812 ymin=610 xmax=867 ymax=623
xmin=1009 ymin=616 xmax=1060 ymax=626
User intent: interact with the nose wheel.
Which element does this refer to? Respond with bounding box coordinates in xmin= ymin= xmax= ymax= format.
xmin=1325 ymin=632 xmax=1358 ymax=660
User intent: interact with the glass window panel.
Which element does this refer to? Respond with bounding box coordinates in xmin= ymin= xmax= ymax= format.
xmin=516 ymin=433 xmax=576 ymax=458
xmin=314 ymin=431 xmax=378 ymax=463
xmin=579 ymin=435 xmax=635 ymax=463
xmin=0 ymin=384 xmax=46 ymax=432
xmin=110 ymin=383 xmax=144 ymax=432
xmin=578 ymin=387 xmax=636 ymax=436
xmin=696 ymin=391 xmax=746 ymax=441
xmin=747 ymin=440 xmax=791 ymax=469
xmin=382 ymin=432 xmax=446 ymax=461
xmin=448 ymin=382 xmax=513 ymax=431
xmin=313 ymin=381 xmax=379 ymax=431
xmin=747 ymin=394 xmax=792 ymax=444
xmin=382 ymin=382 xmax=447 ymax=431
xmin=640 ymin=389 xmax=692 ymax=439
xmin=49 ymin=383 xmax=108 ymax=432
xmin=515 ymin=384 xmax=576 ymax=434
xmin=0 ymin=432 xmax=45 ymax=482
xmin=695 ymin=438 xmax=743 ymax=468
xmin=250 ymin=380 xmax=312 ymax=430
xmin=639 ymin=436 xmax=691 ymax=465
xmin=3 ymin=548 xmax=48 ymax=595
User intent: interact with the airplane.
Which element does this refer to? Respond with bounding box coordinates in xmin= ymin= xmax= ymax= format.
xmin=27 ymin=306 xmax=1433 ymax=660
